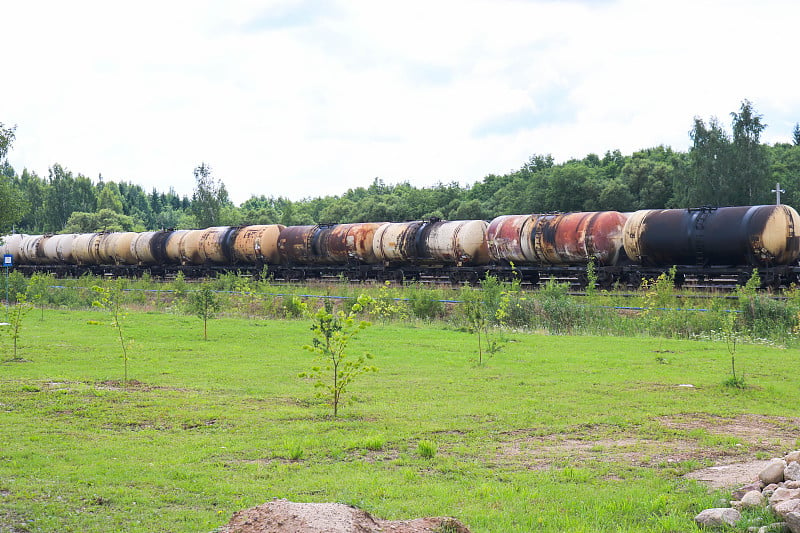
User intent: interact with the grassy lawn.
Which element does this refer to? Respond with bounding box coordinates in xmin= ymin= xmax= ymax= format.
xmin=1 ymin=307 xmax=798 ymax=532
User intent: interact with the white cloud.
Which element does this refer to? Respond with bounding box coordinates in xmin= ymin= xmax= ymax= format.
xmin=3 ymin=0 xmax=800 ymax=205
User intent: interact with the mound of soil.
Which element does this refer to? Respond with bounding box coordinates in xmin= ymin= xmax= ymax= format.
xmin=215 ymin=499 xmax=470 ymax=533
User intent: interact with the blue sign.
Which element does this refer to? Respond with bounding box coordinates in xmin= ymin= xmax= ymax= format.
xmin=3 ymin=254 xmax=12 ymax=267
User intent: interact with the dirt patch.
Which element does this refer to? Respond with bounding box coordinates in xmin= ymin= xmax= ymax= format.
xmin=494 ymin=414 xmax=800 ymax=470
xmin=684 ymin=460 xmax=772 ymax=489
xmin=215 ymin=499 xmax=470 ymax=533
xmin=658 ymin=413 xmax=800 ymax=448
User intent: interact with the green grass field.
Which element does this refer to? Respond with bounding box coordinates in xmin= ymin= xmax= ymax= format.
xmin=1 ymin=307 xmax=798 ymax=532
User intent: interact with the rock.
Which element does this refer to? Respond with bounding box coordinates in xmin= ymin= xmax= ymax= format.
xmin=758 ymin=522 xmax=789 ymax=533
xmin=759 ymin=523 xmax=790 ymax=533
xmin=786 ymin=463 xmax=800 ymax=482
xmin=788 ymin=481 xmax=800 ymax=490
xmin=762 ymin=460 xmax=788 ymax=485
xmin=785 ymin=451 xmax=800 ymax=464
xmin=695 ymin=508 xmax=741 ymax=528
xmin=774 ymin=500 xmax=800 ymax=519
xmin=786 ymin=512 xmax=800 ymax=533
xmin=734 ymin=482 xmax=766 ymax=500
xmin=740 ymin=490 xmax=766 ymax=508
xmin=771 ymin=488 xmax=800 ymax=507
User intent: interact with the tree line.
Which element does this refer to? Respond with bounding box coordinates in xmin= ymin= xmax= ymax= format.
xmin=2 ymin=100 xmax=800 ymax=235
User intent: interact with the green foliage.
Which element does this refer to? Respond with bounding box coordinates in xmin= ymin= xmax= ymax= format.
xmin=405 ymin=283 xmax=444 ymax=320
xmin=186 ymin=284 xmax=222 ymax=340
xmin=6 ymin=270 xmax=27 ymax=303
xmin=417 ymin=440 xmax=437 ymax=459
xmin=536 ymin=278 xmax=581 ymax=335
xmin=282 ymin=294 xmax=308 ymax=318
xmin=369 ymin=281 xmax=407 ymax=322
xmin=300 ymin=294 xmax=377 ymax=417
xmin=26 ymin=272 xmax=54 ymax=321
xmin=91 ymin=281 xmax=131 ymax=384
xmin=459 ymin=275 xmax=508 ymax=364
xmin=5 ymin=293 xmax=32 ymax=360
xmin=737 ymin=269 xmax=799 ymax=341
xmin=191 ymin=163 xmax=232 ymax=228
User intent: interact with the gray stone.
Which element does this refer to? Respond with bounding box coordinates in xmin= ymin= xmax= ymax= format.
xmin=695 ymin=508 xmax=741 ymax=528
xmin=774 ymin=499 xmax=800 ymax=519
xmin=788 ymin=481 xmax=800 ymax=490
xmin=786 ymin=512 xmax=800 ymax=533
xmin=785 ymin=451 xmax=800 ymax=464
xmin=771 ymin=488 xmax=800 ymax=507
xmin=740 ymin=490 xmax=766 ymax=508
xmin=762 ymin=460 xmax=789 ymax=485
xmin=759 ymin=523 xmax=790 ymax=533
xmin=786 ymin=462 xmax=800 ymax=482
xmin=734 ymin=481 xmax=766 ymax=500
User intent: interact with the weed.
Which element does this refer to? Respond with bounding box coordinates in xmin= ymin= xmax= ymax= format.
xmin=417 ymin=440 xmax=437 ymax=459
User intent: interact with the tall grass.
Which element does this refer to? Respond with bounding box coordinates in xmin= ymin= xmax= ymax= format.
xmin=3 ymin=269 xmax=799 ymax=347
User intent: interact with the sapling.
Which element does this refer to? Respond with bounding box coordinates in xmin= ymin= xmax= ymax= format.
xmin=186 ymin=283 xmax=222 ymax=340
xmin=5 ymin=293 xmax=32 ymax=360
xmin=300 ymin=294 xmax=376 ymax=417
xmin=92 ymin=281 xmax=131 ymax=385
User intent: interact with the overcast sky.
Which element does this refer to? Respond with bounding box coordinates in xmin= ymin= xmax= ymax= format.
xmin=3 ymin=0 xmax=800 ymax=205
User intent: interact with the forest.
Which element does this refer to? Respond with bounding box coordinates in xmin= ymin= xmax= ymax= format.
xmin=2 ymin=100 xmax=800 ymax=235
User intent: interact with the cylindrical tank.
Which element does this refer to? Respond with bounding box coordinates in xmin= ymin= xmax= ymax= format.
xmin=487 ymin=215 xmax=536 ymax=264
xmin=623 ymin=205 xmax=800 ymax=266
xmin=419 ymin=220 xmax=489 ymax=265
xmin=42 ymin=234 xmax=77 ymax=264
xmin=321 ymin=223 xmax=385 ymax=264
xmin=373 ymin=220 xmax=489 ymax=265
xmin=487 ymin=212 xmax=626 ymax=265
xmin=199 ymin=226 xmax=240 ymax=264
xmin=278 ymin=225 xmax=325 ymax=264
xmin=0 ymin=234 xmax=27 ymax=263
xmin=19 ymin=235 xmax=46 ymax=264
xmin=232 ymin=225 xmax=284 ymax=264
xmin=178 ymin=230 xmax=205 ymax=265
xmin=372 ymin=221 xmax=425 ymax=263
xmin=97 ymin=232 xmax=138 ymax=265
xmin=131 ymin=231 xmax=172 ymax=265
xmin=532 ymin=211 xmax=627 ymax=265
xmin=73 ymin=233 xmax=102 ymax=265
xmin=164 ymin=230 xmax=191 ymax=264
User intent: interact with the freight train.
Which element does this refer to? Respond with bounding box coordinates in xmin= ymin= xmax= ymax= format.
xmin=2 ymin=205 xmax=799 ymax=289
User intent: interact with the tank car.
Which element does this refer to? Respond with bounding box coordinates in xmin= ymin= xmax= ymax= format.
xmin=623 ymin=205 xmax=800 ymax=267
xmin=373 ymin=220 xmax=489 ymax=265
xmin=73 ymin=233 xmax=102 ymax=265
xmin=131 ymin=231 xmax=172 ymax=265
xmin=42 ymin=233 xmax=78 ymax=264
xmin=198 ymin=226 xmax=239 ymax=264
xmin=97 ymin=232 xmax=139 ymax=265
xmin=487 ymin=211 xmax=627 ymax=265
xmin=0 ymin=234 xmax=27 ymax=264
xmin=232 ymin=225 xmax=284 ymax=264
xmin=277 ymin=223 xmax=386 ymax=265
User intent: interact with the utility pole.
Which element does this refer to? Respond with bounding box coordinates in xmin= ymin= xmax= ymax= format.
xmin=771 ymin=182 xmax=785 ymax=205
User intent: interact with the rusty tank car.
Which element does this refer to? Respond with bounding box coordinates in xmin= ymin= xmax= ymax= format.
xmin=623 ymin=205 xmax=800 ymax=267
xmin=487 ymin=211 xmax=627 ymax=265
xmin=232 ymin=225 xmax=284 ymax=264
xmin=198 ymin=226 xmax=240 ymax=264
